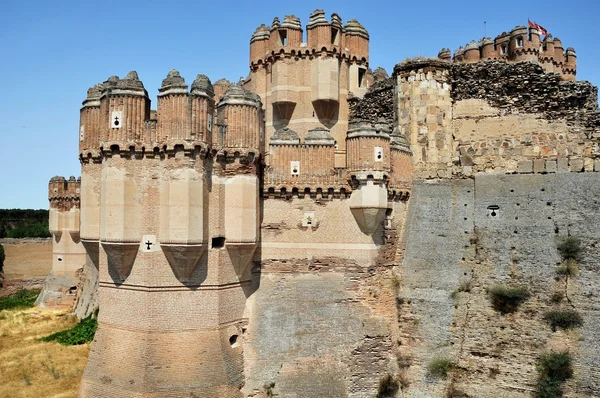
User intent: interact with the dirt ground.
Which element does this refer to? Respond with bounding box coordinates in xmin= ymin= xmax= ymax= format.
xmin=1 ymin=238 xmax=52 ymax=281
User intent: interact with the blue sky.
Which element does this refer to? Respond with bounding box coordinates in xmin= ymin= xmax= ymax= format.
xmin=1 ymin=0 xmax=598 ymax=209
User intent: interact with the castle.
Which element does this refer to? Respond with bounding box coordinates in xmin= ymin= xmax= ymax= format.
xmin=40 ymin=9 xmax=600 ymax=397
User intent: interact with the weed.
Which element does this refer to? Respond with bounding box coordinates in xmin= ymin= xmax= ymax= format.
xmin=391 ymin=275 xmax=400 ymax=290
xmin=21 ymin=372 xmax=31 ymax=386
xmin=377 ymin=374 xmax=399 ymax=398
xmin=557 ymin=236 xmax=582 ymax=262
xmin=550 ymin=291 xmax=564 ymax=304
xmin=556 ymin=259 xmax=578 ymax=277
xmin=0 ymin=289 xmax=41 ymax=311
xmin=427 ymin=357 xmax=454 ymax=379
xmin=543 ymin=310 xmax=583 ymax=331
xmin=263 ymin=382 xmax=275 ymax=397
xmin=488 ymin=285 xmax=530 ymax=314
xmin=41 ymin=313 xmax=97 ymax=345
xmin=536 ymin=351 xmax=573 ymax=398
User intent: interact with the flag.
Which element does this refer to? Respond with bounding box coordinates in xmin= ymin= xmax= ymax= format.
xmin=528 ymin=19 xmax=548 ymax=36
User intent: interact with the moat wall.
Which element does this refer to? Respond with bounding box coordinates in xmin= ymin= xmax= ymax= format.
xmin=398 ymin=173 xmax=600 ymax=397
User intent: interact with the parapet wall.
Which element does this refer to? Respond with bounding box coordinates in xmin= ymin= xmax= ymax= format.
xmin=391 ymin=59 xmax=600 ymax=179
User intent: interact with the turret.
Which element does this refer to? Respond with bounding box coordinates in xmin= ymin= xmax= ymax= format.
xmin=463 ymin=41 xmax=480 ymax=63
xmin=216 ymin=85 xmax=264 ymax=156
xmin=389 ymin=127 xmax=412 ymax=194
xmin=563 ymin=47 xmax=577 ymax=81
xmin=250 ymin=24 xmax=270 ymax=66
xmin=306 ymin=9 xmax=330 ymax=50
xmin=346 ymin=119 xmax=390 ymax=235
xmin=344 ymin=18 xmax=369 ymax=63
xmin=438 ymin=48 xmax=452 ymax=62
xmin=79 ymin=84 xmax=102 ymax=157
xmin=157 ymin=70 xmax=188 ymax=143
xmin=190 ymin=74 xmax=215 ymax=144
xmin=280 ymin=15 xmax=303 ymax=47
xmin=480 ymin=38 xmax=498 ymax=60
xmin=39 ymin=176 xmax=86 ymax=310
xmin=495 ymin=32 xmax=510 ymax=58
xmin=541 ymin=34 xmax=555 ymax=73
xmin=511 ymin=26 xmax=539 ymax=62
xmin=553 ymin=37 xmax=565 ymax=64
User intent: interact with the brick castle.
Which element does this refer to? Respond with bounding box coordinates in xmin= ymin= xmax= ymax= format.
xmin=39 ymin=9 xmax=600 ymax=397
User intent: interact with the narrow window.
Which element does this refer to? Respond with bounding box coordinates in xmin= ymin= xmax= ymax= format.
xmin=358 ymin=67 xmax=366 ymax=88
xmin=501 ymin=46 xmax=507 ymax=54
xmin=279 ymin=30 xmax=287 ymax=46
xmin=517 ymin=37 xmax=523 ymax=47
xmin=331 ymin=28 xmax=339 ymax=45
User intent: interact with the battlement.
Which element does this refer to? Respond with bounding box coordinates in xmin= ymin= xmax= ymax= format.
xmin=440 ymin=25 xmax=577 ymax=81
xmin=249 ymin=9 xmax=369 ymax=69
xmin=48 ymin=176 xmax=80 ymax=201
xmin=79 ymin=71 xmax=229 ymax=159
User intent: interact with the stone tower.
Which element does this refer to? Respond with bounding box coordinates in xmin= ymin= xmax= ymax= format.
xmin=77 ymin=69 xmax=264 ymax=397
xmin=36 ymin=176 xmax=86 ymax=310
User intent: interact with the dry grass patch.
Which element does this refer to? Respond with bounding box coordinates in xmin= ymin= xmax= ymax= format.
xmin=0 ymin=307 xmax=90 ymax=398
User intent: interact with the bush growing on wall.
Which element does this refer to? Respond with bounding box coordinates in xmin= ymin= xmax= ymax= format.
xmin=536 ymin=351 xmax=573 ymax=398
xmin=543 ymin=310 xmax=583 ymax=331
xmin=488 ymin=285 xmax=530 ymax=314
xmin=557 ymin=236 xmax=582 ymax=262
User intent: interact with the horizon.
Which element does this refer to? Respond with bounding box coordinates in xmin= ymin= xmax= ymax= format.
xmin=2 ymin=0 xmax=598 ymax=209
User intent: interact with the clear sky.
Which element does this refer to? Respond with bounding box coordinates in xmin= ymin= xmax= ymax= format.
xmin=1 ymin=0 xmax=598 ymax=209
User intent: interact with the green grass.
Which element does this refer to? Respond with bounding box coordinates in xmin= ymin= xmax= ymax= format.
xmin=543 ymin=310 xmax=583 ymax=331
xmin=427 ymin=357 xmax=454 ymax=379
xmin=0 ymin=289 xmax=41 ymax=311
xmin=488 ymin=285 xmax=530 ymax=314
xmin=536 ymin=351 xmax=573 ymax=398
xmin=41 ymin=313 xmax=97 ymax=345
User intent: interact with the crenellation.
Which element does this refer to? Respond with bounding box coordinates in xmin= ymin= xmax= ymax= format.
xmin=445 ymin=26 xmax=577 ymax=80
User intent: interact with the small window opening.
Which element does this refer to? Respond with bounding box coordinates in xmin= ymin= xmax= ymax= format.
xmin=279 ymin=30 xmax=287 ymax=46
xmin=501 ymin=46 xmax=507 ymax=55
xmin=57 ymin=257 xmax=63 ymax=262
xmin=331 ymin=28 xmax=340 ymax=45
xmin=212 ymin=237 xmax=225 ymax=249
xmin=358 ymin=68 xmax=366 ymax=88
xmin=229 ymin=334 xmax=239 ymax=348
xmin=517 ymin=37 xmax=523 ymax=47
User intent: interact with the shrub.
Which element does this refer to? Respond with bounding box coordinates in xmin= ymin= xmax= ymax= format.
xmin=427 ymin=357 xmax=454 ymax=379
xmin=41 ymin=313 xmax=97 ymax=345
xmin=377 ymin=374 xmax=399 ymax=397
xmin=550 ymin=291 xmax=564 ymax=304
xmin=536 ymin=351 xmax=573 ymax=398
xmin=488 ymin=285 xmax=530 ymax=314
xmin=0 ymin=289 xmax=41 ymax=310
xmin=543 ymin=310 xmax=583 ymax=331
xmin=6 ymin=223 xmax=50 ymax=238
xmin=557 ymin=236 xmax=582 ymax=262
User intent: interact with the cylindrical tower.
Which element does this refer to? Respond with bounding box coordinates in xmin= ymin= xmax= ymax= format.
xmin=438 ymin=48 xmax=452 ymax=62
xmin=344 ymin=19 xmax=369 ymax=62
xmin=281 ymin=15 xmax=303 ymax=47
xmin=541 ymin=34 xmax=556 ymax=73
xmin=306 ymin=9 xmax=330 ymax=49
xmin=250 ymin=24 xmax=270 ymax=66
xmin=39 ymin=176 xmax=86 ymax=310
xmin=157 ymin=69 xmax=189 ymax=142
xmin=463 ymin=40 xmax=481 ymax=63
xmin=190 ymin=74 xmax=215 ymax=144
xmin=563 ymin=47 xmax=577 ymax=81
xmin=217 ymin=85 xmax=264 ymax=155
xmin=346 ymin=119 xmax=391 ymax=235
xmin=480 ymin=38 xmax=498 ymax=60
xmin=79 ymin=85 xmax=102 ymax=156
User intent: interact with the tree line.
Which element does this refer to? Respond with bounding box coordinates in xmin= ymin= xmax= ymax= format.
xmin=0 ymin=209 xmax=50 ymax=238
